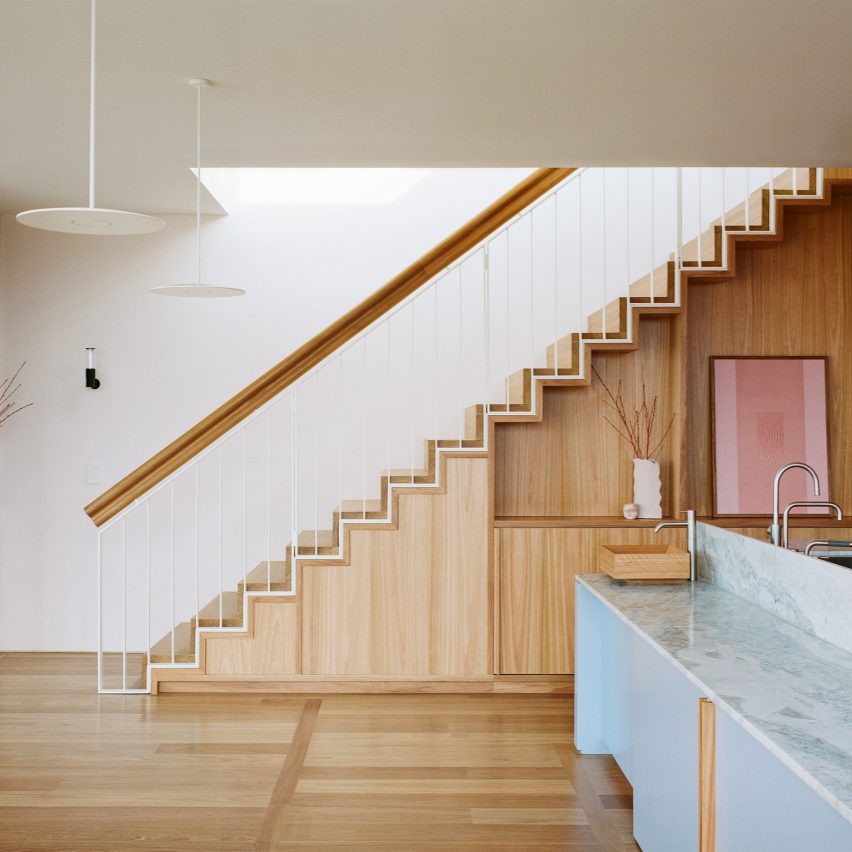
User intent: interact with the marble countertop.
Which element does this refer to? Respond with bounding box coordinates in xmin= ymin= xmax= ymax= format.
xmin=578 ymin=574 xmax=852 ymax=823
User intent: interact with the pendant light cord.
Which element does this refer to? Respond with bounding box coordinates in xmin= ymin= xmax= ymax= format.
xmin=196 ymin=81 xmax=202 ymax=285
xmin=89 ymin=0 xmax=96 ymax=209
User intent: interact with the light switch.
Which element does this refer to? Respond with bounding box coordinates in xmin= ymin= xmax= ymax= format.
xmin=86 ymin=463 xmax=103 ymax=484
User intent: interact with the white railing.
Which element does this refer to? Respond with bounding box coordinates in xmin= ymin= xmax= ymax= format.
xmin=97 ymin=166 xmax=822 ymax=692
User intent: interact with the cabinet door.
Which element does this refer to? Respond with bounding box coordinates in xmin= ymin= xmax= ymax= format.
xmin=631 ymin=633 xmax=702 ymax=852
xmin=716 ymin=710 xmax=852 ymax=851
xmin=498 ymin=528 xmax=580 ymax=673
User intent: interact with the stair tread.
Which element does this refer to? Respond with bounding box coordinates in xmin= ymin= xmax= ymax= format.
xmin=240 ymin=560 xmax=292 ymax=591
xmin=151 ymin=621 xmax=194 ymax=663
xmin=195 ymin=591 xmax=242 ymax=626
xmin=297 ymin=529 xmax=337 ymax=546
xmin=338 ymin=499 xmax=384 ymax=513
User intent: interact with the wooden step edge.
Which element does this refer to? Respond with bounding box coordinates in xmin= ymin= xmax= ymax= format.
xmin=152 ymin=674 xmax=572 ymax=695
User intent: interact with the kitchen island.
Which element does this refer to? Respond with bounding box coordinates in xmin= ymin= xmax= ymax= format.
xmin=576 ymin=574 xmax=852 ymax=851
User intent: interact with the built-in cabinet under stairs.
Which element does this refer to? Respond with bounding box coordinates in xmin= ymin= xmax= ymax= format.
xmin=94 ymin=167 xmax=846 ymax=693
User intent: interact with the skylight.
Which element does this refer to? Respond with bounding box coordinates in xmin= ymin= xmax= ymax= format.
xmin=197 ymin=168 xmax=430 ymax=209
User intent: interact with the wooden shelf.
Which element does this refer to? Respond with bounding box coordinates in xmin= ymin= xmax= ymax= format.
xmin=702 ymin=517 xmax=852 ymax=529
xmin=493 ymin=516 xmax=678 ymax=529
xmin=493 ymin=516 xmax=852 ymax=530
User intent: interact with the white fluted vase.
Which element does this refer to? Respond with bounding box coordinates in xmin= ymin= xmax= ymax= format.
xmin=633 ymin=458 xmax=662 ymax=519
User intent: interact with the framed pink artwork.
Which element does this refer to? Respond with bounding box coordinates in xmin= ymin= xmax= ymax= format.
xmin=710 ymin=357 xmax=830 ymax=517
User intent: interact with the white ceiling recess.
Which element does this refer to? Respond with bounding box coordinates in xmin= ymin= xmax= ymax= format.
xmin=0 ymin=0 xmax=850 ymax=215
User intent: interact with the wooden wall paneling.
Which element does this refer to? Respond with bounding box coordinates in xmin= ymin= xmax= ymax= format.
xmin=498 ymin=525 xmax=686 ymax=674
xmin=686 ymin=194 xmax=852 ymax=515
xmin=301 ymin=457 xmax=490 ymax=677
xmin=498 ymin=528 xmax=581 ymax=675
xmin=429 ymin=457 xmax=491 ymax=675
xmin=488 ymin=418 xmax=499 ymax=675
xmin=299 ymin=561 xmax=373 ymax=675
xmin=494 ymin=316 xmax=682 ymax=518
xmin=204 ymin=600 xmax=300 ymax=676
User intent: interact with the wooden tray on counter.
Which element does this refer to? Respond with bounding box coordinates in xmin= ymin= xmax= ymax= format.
xmin=599 ymin=544 xmax=690 ymax=583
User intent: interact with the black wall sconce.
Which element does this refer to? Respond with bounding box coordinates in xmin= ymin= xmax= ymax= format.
xmin=85 ymin=347 xmax=101 ymax=389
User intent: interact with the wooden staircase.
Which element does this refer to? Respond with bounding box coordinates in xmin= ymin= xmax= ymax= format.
xmin=103 ymin=167 xmax=847 ymax=693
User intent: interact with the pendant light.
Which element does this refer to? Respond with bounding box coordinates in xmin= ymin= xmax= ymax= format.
xmin=151 ymin=79 xmax=245 ymax=297
xmin=16 ymin=0 xmax=164 ymax=235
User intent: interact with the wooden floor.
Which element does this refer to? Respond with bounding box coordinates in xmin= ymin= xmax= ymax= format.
xmin=0 ymin=654 xmax=638 ymax=850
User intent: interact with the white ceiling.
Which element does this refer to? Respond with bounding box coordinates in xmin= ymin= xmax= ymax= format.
xmin=1 ymin=0 xmax=850 ymax=215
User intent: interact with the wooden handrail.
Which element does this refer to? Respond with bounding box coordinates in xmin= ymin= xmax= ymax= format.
xmin=85 ymin=167 xmax=577 ymax=526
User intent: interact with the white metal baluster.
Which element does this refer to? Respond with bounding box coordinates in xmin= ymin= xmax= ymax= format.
xmin=121 ymin=517 xmax=126 ymax=692
xmin=721 ymin=168 xmax=727 ymax=268
xmin=529 ymin=211 xmax=534 ymax=380
xmin=337 ymin=355 xmax=343 ymax=549
xmin=267 ymin=411 xmax=272 ymax=587
xmin=385 ymin=321 xmax=391 ymax=518
xmin=578 ymin=170 xmax=584 ymax=330
xmin=290 ymin=390 xmax=298 ymax=584
xmin=194 ymin=466 xmax=199 ymax=644
xmin=553 ymin=194 xmax=559 ymax=375
xmin=769 ymin=168 xmax=776 ymax=232
xmin=242 ymin=431 xmax=247 ymax=595
xmin=434 ymin=283 xmax=439 ymax=454
xmin=458 ymin=266 xmax=464 ymax=446
xmin=745 ymin=169 xmax=750 ymax=232
xmin=676 ymin=168 xmax=683 ymax=300
xmin=410 ymin=301 xmax=415 ymax=484
xmin=97 ymin=530 xmax=102 ymax=691
xmin=217 ymin=449 xmax=222 ymax=626
xmin=697 ymin=168 xmax=703 ymax=266
xmin=146 ymin=501 xmax=151 ymax=688
xmin=505 ymin=231 xmax=510 ymax=410
xmin=362 ymin=336 xmax=367 ymax=518
xmin=170 ymin=482 xmax=175 ymax=664
xmin=650 ymin=169 xmax=655 ymax=304
xmin=314 ymin=376 xmax=319 ymax=554
xmin=602 ymin=168 xmax=607 ymax=340
xmin=483 ymin=245 xmax=491 ymax=421
xmin=625 ymin=169 xmax=632 ymax=342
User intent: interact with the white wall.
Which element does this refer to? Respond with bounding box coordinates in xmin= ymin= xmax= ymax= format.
xmin=0 ymin=169 xmax=532 ymax=651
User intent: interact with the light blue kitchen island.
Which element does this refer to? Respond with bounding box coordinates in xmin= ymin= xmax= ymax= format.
xmin=575 ymin=573 xmax=852 ymax=852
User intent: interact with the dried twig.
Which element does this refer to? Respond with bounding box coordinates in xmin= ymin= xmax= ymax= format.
xmin=591 ymin=365 xmax=675 ymax=460
xmin=0 ymin=362 xmax=33 ymax=429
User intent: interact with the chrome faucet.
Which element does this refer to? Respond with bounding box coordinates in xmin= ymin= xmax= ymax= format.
xmin=782 ymin=501 xmax=842 ymax=549
xmin=655 ymin=509 xmax=696 ymax=581
xmin=804 ymin=540 xmax=852 ymax=557
xmin=770 ymin=463 xmax=820 ymax=546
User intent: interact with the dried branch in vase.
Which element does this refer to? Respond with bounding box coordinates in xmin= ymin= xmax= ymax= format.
xmin=591 ymin=365 xmax=675 ymax=460
xmin=0 ymin=362 xmax=33 ymax=431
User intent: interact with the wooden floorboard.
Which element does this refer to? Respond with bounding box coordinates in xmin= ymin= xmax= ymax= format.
xmin=0 ymin=653 xmax=638 ymax=850
xmin=256 ymin=698 xmax=321 ymax=851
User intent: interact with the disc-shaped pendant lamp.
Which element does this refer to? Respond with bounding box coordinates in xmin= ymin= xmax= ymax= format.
xmin=16 ymin=0 xmax=165 ymax=235
xmin=151 ymin=79 xmax=244 ymax=297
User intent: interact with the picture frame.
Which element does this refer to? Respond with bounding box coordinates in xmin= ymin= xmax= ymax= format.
xmin=710 ymin=356 xmax=830 ymax=517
